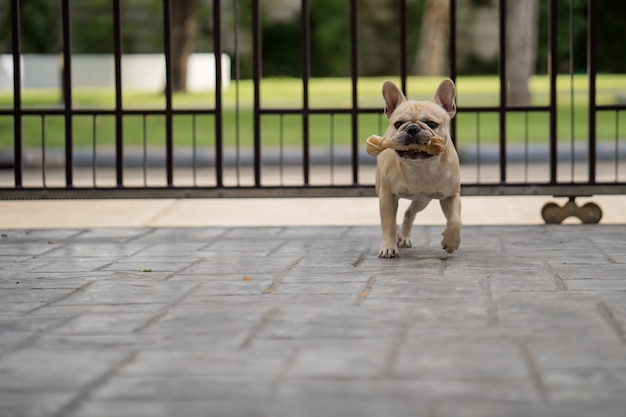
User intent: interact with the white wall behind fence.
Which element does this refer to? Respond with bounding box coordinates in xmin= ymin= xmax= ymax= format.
xmin=0 ymin=53 xmax=230 ymax=92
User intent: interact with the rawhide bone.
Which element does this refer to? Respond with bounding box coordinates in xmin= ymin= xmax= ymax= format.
xmin=365 ymin=135 xmax=445 ymax=157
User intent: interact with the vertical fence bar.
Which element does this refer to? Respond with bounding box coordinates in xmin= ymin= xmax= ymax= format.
xmin=475 ymin=113 xmax=481 ymax=183
xmin=614 ymin=110 xmax=619 ymax=181
xmin=192 ymin=115 xmax=197 ymax=186
xmin=252 ymin=0 xmax=262 ymax=187
xmin=569 ymin=0 xmax=575 ymax=181
xmin=350 ymin=0 xmax=359 ymax=184
xmin=213 ymin=0 xmax=223 ymax=187
xmin=301 ymin=0 xmax=311 ymax=185
xmin=524 ymin=112 xmax=530 ymax=182
xmin=92 ymin=115 xmax=97 ymax=187
xmin=233 ymin=0 xmax=241 ymax=185
xmin=233 ymin=0 xmax=241 ymax=186
xmin=449 ymin=0 xmax=457 ymax=144
xmin=449 ymin=0 xmax=457 ymax=82
xmin=587 ymin=0 xmax=597 ymax=183
xmin=279 ymin=114 xmax=285 ymax=185
xmin=163 ymin=0 xmax=174 ymax=186
xmin=61 ymin=0 xmax=73 ymax=187
xmin=399 ymin=0 xmax=408 ymax=94
xmin=10 ymin=0 xmax=22 ymax=187
xmin=113 ymin=0 xmax=124 ymax=187
xmin=142 ymin=115 xmax=148 ymax=186
xmin=548 ymin=0 xmax=558 ymax=184
xmin=41 ymin=116 xmax=46 ymax=188
xmin=498 ymin=0 xmax=507 ymax=183
xmin=330 ymin=113 xmax=335 ymax=184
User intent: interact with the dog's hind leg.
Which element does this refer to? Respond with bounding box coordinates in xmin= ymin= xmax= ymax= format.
xmin=398 ymin=199 xmax=430 ymax=248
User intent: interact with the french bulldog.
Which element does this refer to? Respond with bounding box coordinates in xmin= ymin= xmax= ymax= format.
xmin=375 ymin=79 xmax=461 ymax=258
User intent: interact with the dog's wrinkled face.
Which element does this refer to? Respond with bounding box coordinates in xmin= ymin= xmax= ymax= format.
xmin=383 ymin=80 xmax=456 ymax=162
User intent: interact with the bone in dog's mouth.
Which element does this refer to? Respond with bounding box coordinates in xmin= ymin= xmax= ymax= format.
xmin=396 ymin=150 xmax=435 ymax=160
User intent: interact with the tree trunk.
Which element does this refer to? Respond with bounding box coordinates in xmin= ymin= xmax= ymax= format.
xmin=171 ymin=0 xmax=197 ymax=93
xmin=415 ymin=0 xmax=449 ymax=76
xmin=506 ymin=0 xmax=538 ymax=106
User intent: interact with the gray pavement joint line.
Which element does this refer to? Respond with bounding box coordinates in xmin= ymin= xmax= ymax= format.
xmin=164 ymin=257 xmax=208 ymax=281
xmin=351 ymin=244 xmax=372 ymax=268
xmin=134 ymin=283 xmax=202 ymax=333
xmin=239 ymin=306 xmax=280 ymax=350
xmin=122 ymin=227 xmax=159 ymax=243
xmin=1 ymin=331 xmax=46 ymax=357
xmin=266 ymin=240 xmax=290 ymax=257
xmin=96 ymin=242 xmax=155 ymax=272
xmin=542 ymin=260 xmax=568 ymax=291
xmin=383 ymin=305 xmax=413 ymax=378
xmin=498 ymin=235 xmax=506 ymax=253
xmin=197 ymin=228 xmax=236 ymax=251
xmin=597 ymin=302 xmax=626 ymax=344
xmin=520 ymin=343 xmax=550 ymax=405
xmin=480 ymin=277 xmax=499 ymax=326
xmin=54 ymin=352 xmax=138 ymax=417
xmin=25 ymin=233 xmax=80 ymax=260
xmin=274 ymin=226 xmax=288 ymax=235
xmin=263 ymin=256 xmax=304 ymax=294
xmin=587 ymin=237 xmax=618 ymax=264
xmin=354 ymin=275 xmax=376 ymax=306
xmin=438 ymin=257 xmax=449 ymax=276
xmin=26 ymin=282 xmax=96 ymax=314
xmin=423 ymin=225 xmax=432 ymax=248
xmin=268 ymin=348 xmax=299 ymax=402
xmin=93 ymin=259 xmax=117 ymax=272
xmin=339 ymin=226 xmax=355 ymax=240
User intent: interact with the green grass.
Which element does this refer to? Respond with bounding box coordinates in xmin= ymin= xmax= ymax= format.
xmin=1 ymin=75 xmax=625 ymax=150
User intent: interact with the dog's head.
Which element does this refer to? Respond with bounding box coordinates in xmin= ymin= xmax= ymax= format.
xmin=382 ymin=79 xmax=456 ymax=161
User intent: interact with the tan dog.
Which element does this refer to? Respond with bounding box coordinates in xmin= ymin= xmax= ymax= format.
xmin=375 ymin=79 xmax=461 ymax=258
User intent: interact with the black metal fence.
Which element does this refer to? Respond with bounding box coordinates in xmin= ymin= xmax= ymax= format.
xmin=1 ymin=0 xmax=625 ymax=200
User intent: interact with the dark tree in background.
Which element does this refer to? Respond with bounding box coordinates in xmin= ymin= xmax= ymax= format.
xmin=416 ymin=0 xmax=450 ymax=76
xmin=506 ymin=0 xmax=538 ymax=106
xmin=171 ymin=0 xmax=197 ymax=92
xmin=0 ymin=0 xmax=59 ymax=53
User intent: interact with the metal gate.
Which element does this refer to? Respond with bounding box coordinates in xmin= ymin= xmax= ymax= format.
xmin=1 ymin=0 xmax=625 ymax=220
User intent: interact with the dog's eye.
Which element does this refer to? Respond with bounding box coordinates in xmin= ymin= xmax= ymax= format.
xmin=394 ymin=121 xmax=404 ymax=130
xmin=425 ymin=121 xmax=439 ymax=129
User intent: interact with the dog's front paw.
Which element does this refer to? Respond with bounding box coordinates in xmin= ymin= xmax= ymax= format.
xmin=441 ymin=227 xmax=461 ymax=254
xmin=378 ymin=244 xmax=399 ymax=258
xmin=397 ymin=237 xmax=412 ymax=248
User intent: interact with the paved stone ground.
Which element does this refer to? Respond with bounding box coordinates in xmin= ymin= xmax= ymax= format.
xmin=1 ymin=225 xmax=626 ymax=417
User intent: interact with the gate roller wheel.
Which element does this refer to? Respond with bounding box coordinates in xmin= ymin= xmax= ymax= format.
xmin=541 ymin=198 xmax=602 ymax=224
xmin=580 ymin=202 xmax=602 ymax=223
xmin=541 ymin=202 xmax=564 ymax=224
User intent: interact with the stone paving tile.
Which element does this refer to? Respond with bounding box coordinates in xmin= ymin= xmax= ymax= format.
xmin=0 ymin=348 xmax=129 ymax=391
xmin=0 ymin=225 xmax=625 ymax=417
xmin=0 ymin=392 xmax=76 ymax=417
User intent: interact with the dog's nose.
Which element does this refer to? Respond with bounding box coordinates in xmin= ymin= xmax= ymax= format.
xmin=406 ymin=124 xmax=420 ymax=138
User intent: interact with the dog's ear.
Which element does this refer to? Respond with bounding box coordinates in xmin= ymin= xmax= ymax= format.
xmin=382 ymin=81 xmax=406 ymax=119
xmin=432 ymin=79 xmax=456 ymax=119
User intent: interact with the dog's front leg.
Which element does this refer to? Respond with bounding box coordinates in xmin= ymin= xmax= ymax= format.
xmin=378 ymin=192 xmax=399 ymax=258
xmin=440 ymin=195 xmax=462 ymax=254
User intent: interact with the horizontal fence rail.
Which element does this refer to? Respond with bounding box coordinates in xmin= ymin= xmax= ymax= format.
xmin=1 ymin=0 xmax=625 ymax=200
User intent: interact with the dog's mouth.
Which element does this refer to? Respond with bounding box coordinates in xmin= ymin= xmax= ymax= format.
xmin=396 ymin=150 xmax=435 ymax=160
